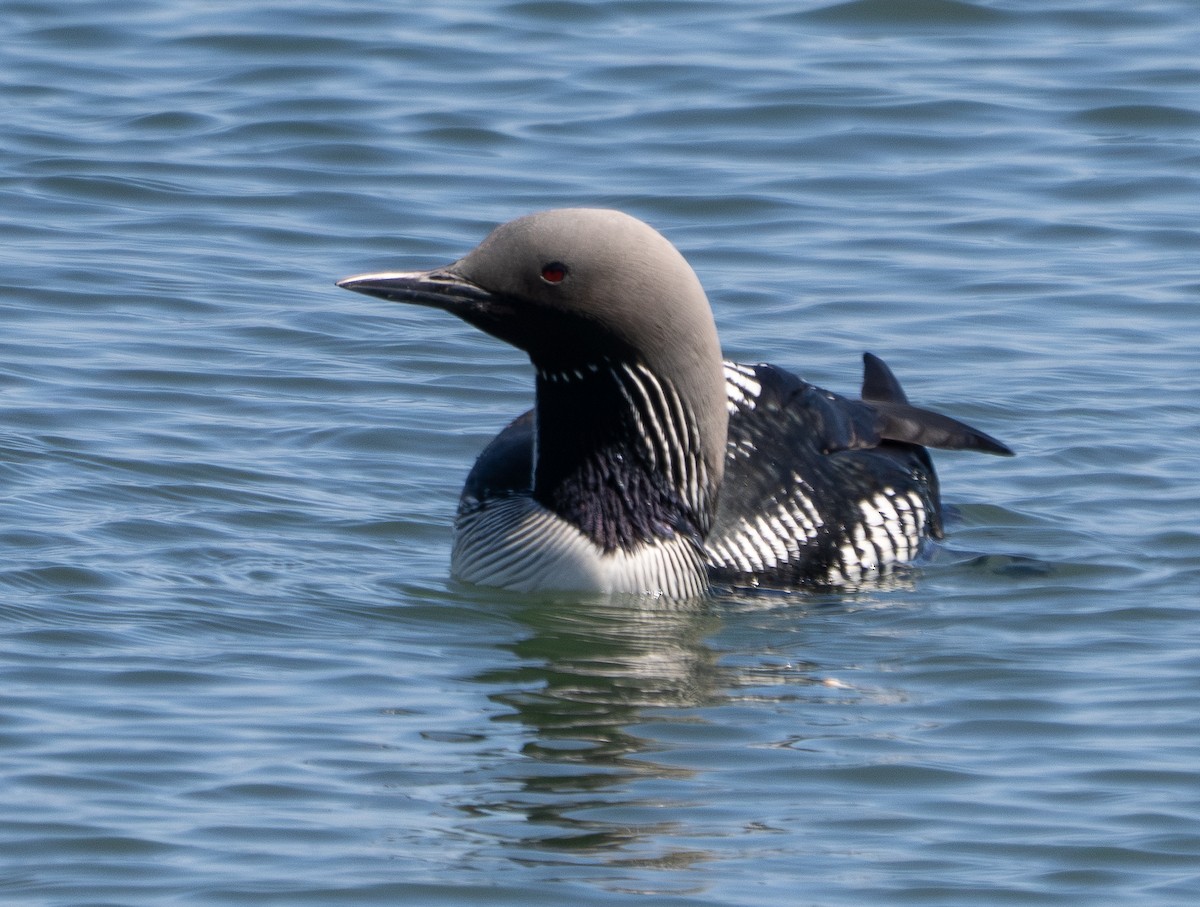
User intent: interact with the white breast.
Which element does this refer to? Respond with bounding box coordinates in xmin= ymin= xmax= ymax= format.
xmin=452 ymin=495 xmax=708 ymax=598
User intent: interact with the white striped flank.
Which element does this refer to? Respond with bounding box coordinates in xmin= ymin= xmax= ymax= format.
xmin=704 ymin=480 xmax=823 ymax=576
xmin=831 ymin=488 xmax=928 ymax=584
xmin=452 ymin=495 xmax=708 ymax=598
xmin=705 ymin=482 xmax=929 ymax=585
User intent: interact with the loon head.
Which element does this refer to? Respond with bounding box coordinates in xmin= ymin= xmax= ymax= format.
xmin=339 ymin=208 xmax=729 ymax=547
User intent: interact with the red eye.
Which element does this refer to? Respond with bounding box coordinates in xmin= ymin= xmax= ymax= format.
xmin=540 ymin=262 xmax=567 ymax=284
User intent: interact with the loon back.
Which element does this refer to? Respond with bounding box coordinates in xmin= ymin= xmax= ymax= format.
xmin=337 ymin=208 xmax=1013 ymax=596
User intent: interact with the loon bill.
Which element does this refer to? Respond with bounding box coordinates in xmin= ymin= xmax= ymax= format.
xmin=338 ymin=208 xmax=1013 ymax=597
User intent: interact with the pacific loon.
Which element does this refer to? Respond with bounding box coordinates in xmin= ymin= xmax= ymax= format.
xmin=338 ymin=208 xmax=1012 ymax=597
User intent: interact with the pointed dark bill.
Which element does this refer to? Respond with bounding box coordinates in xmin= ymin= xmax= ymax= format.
xmin=336 ymin=268 xmax=495 ymax=312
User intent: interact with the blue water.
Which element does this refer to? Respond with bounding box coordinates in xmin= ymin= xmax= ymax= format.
xmin=3 ymin=0 xmax=1199 ymax=904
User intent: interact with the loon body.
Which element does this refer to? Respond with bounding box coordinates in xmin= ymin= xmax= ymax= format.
xmin=339 ymin=209 xmax=1012 ymax=596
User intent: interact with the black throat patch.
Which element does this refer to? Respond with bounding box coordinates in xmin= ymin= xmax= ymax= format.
xmin=531 ymin=362 xmax=709 ymax=553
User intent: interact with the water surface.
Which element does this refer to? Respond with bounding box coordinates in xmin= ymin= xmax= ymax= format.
xmin=2 ymin=0 xmax=1199 ymax=904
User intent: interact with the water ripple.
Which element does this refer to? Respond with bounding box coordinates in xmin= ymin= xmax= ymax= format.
xmin=3 ymin=0 xmax=1199 ymax=904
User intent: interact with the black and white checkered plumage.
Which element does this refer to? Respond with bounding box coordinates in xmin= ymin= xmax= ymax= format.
xmin=709 ymin=359 xmax=941 ymax=588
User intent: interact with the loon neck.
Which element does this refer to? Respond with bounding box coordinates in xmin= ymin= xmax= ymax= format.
xmin=531 ymin=358 xmax=717 ymax=554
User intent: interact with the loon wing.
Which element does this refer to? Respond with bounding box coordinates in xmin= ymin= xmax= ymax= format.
xmin=707 ymin=355 xmax=1011 ymax=588
xmin=862 ymin=352 xmax=1014 ymax=456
